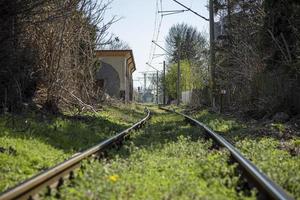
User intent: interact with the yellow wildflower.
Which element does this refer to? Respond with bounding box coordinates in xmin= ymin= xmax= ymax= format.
xmin=108 ymin=175 xmax=119 ymax=182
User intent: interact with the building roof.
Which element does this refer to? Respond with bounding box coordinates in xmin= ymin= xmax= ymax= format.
xmin=95 ymin=50 xmax=136 ymax=73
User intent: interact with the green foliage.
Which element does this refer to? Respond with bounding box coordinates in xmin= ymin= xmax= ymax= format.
xmin=270 ymin=123 xmax=286 ymax=133
xmin=236 ymin=138 xmax=300 ymax=198
xmin=193 ymin=110 xmax=244 ymax=133
xmin=191 ymin=109 xmax=300 ymax=199
xmin=293 ymin=139 xmax=300 ymax=147
xmin=165 ymin=60 xmax=206 ymax=99
xmin=0 ymin=104 xmax=145 ymax=192
xmin=165 ymin=60 xmax=190 ymax=98
xmin=214 ymin=0 xmax=300 ymax=113
xmin=164 ymin=22 xmax=209 ymax=102
xmin=2 ymin=105 xmax=299 ymax=199
xmin=0 ymin=137 xmax=67 ymax=192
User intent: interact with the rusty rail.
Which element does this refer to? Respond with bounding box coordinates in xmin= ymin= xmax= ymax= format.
xmin=0 ymin=108 xmax=151 ymax=200
xmin=160 ymin=107 xmax=293 ymax=200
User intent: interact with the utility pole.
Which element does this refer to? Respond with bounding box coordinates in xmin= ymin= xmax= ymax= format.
xmin=144 ymin=73 xmax=147 ymax=92
xmin=177 ymin=58 xmax=181 ymax=106
xmin=177 ymin=46 xmax=181 ymax=106
xmin=209 ymin=0 xmax=216 ymax=108
xmin=156 ymin=70 xmax=159 ymax=104
xmin=160 ymin=2 xmax=209 ymax=106
xmin=163 ymin=61 xmax=166 ymax=105
xmin=146 ymin=62 xmax=161 ymax=105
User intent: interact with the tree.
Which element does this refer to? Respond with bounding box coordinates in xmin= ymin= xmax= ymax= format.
xmin=0 ymin=0 xmax=117 ymax=113
xmin=165 ymin=23 xmax=207 ymax=62
xmin=165 ymin=60 xmax=207 ymax=99
xmin=100 ymin=35 xmax=130 ymax=50
xmin=213 ymin=0 xmax=300 ymax=116
xmin=164 ymin=23 xmax=209 ymax=102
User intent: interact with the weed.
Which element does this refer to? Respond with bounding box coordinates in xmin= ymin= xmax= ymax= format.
xmin=0 ymin=104 xmax=145 ymax=192
xmin=192 ymin=109 xmax=300 ymax=199
xmin=56 ymin=108 xmax=256 ymax=200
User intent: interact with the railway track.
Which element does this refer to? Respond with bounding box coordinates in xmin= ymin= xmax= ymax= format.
xmin=160 ymin=107 xmax=293 ymax=200
xmin=0 ymin=106 xmax=294 ymax=200
xmin=0 ymin=108 xmax=151 ymax=200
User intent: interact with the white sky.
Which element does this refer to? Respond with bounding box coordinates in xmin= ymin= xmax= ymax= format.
xmin=105 ymin=0 xmax=209 ymax=89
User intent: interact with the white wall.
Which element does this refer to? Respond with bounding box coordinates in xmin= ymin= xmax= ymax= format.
xmin=182 ymin=91 xmax=192 ymax=104
xmin=99 ymin=57 xmax=126 ymax=91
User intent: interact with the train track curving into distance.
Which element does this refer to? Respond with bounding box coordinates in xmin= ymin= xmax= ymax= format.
xmin=0 ymin=106 xmax=294 ymax=200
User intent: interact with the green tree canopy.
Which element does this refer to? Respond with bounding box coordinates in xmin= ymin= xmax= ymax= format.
xmin=165 ymin=60 xmax=207 ymax=99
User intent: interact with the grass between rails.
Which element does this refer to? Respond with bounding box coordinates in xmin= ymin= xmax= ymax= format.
xmin=54 ymin=108 xmax=256 ymax=200
xmin=188 ymin=108 xmax=300 ymax=199
xmin=0 ymin=104 xmax=145 ymax=192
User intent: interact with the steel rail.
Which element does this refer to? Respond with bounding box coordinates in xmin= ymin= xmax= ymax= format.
xmin=0 ymin=108 xmax=151 ymax=200
xmin=160 ymin=107 xmax=293 ymax=200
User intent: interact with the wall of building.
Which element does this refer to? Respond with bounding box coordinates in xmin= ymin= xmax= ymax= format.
xmin=96 ymin=56 xmax=134 ymax=101
xmin=95 ymin=61 xmax=120 ymax=98
xmin=99 ymin=57 xmax=126 ymax=91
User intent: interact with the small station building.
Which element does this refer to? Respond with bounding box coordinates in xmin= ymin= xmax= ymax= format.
xmin=95 ymin=50 xmax=136 ymax=101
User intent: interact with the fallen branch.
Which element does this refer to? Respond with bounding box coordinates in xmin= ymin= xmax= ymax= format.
xmin=59 ymin=86 xmax=97 ymax=113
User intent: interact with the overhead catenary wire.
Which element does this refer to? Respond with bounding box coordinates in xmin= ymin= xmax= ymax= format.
xmin=148 ymin=0 xmax=159 ymax=62
xmin=171 ymin=0 xmax=209 ymax=21
xmin=145 ymin=0 xmax=212 ymax=106
xmin=148 ymin=0 xmax=208 ymax=66
xmin=146 ymin=0 xmax=209 ymax=85
xmin=148 ymin=0 xmax=164 ymax=64
xmin=150 ymin=16 xmax=163 ymax=64
xmin=159 ymin=9 xmax=188 ymax=17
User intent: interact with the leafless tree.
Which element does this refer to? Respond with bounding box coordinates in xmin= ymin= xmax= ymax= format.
xmin=0 ymin=0 xmax=117 ymax=113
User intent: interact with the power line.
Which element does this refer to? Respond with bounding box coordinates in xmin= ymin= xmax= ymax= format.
xmin=150 ymin=16 xmax=163 ymax=63
xmin=158 ymin=9 xmax=188 ymax=17
xmin=171 ymin=0 xmax=209 ymax=21
xmin=148 ymin=0 xmax=165 ymax=65
xmin=148 ymin=0 xmax=209 ymax=63
xmin=149 ymin=0 xmax=207 ymax=65
xmin=148 ymin=0 xmax=159 ymax=62
xmin=152 ymin=40 xmax=172 ymax=55
xmin=153 ymin=54 xmax=166 ymax=59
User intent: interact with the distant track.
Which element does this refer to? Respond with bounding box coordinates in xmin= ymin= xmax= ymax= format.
xmin=0 ymin=108 xmax=151 ymax=200
xmin=160 ymin=107 xmax=293 ymax=200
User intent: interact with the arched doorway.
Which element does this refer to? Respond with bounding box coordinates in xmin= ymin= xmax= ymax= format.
xmin=96 ymin=61 xmax=120 ymax=98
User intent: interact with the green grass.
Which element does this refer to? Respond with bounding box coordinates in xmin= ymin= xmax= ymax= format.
xmin=2 ymin=105 xmax=299 ymax=199
xmin=0 ymin=104 xmax=146 ymax=192
xmin=191 ymin=110 xmax=245 ymax=133
xmin=54 ymin=109 xmax=256 ymax=200
xmin=189 ymin=109 xmax=300 ymax=199
xmin=236 ymin=138 xmax=300 ymax=198
xmin=270 ymin=123 xmax=286 ymax=133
